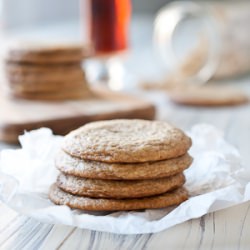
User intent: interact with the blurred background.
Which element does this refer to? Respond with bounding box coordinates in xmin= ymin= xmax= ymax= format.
xmin=1 ymin=0 xmax=250 ymax=88
xmin=1 ymin=0 xmax=175 ymax=87
xmin=3 ymin=0 xmax=171 ymax=29
xmin=0 ymin=0 xmax=250 ymax=82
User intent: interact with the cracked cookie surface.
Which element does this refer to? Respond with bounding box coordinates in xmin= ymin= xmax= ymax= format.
xmin=56 ymin=172 xmax=185 ymax=198
xmin=49 ymin=184 xmax=188 ymax=211
xmin=62 ymin=119 xmax=192 ymax=163
xmin=56 ymin=150 xmax=192 ymax=180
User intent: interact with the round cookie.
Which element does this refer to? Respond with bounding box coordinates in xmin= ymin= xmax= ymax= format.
xmin=62 ymin=119 xmax=192 ymax=163
xmin=56 ymin=150 xmax=192 ymax=180
xmin=4 ymin=42 xmax=91 ymax=64
xmin=8 ymin=79 xmax=88 ymax=94
xmin=167 ymin=85 xmax=249 ymax=106
xmin=6 ymin=65 xmax=86 ymax=89
xmin=56 ymin=172 xmax=185 ymax=198
xmin=5 ymin=62 xmax=83 ymax=77
xmin=10 ymin=86 xmax=93 ymax=101
xmin=49 ymin=184 xmax=188 ymax=211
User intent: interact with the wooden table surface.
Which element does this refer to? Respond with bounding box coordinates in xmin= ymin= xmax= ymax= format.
xmin=1 ymin=15 xmax=250 ymax=250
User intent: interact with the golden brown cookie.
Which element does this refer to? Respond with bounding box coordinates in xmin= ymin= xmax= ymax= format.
xmin=8 ymin=79 xmax=88 ymax=94
xmin=56 ymin=172 xmax=185 ymax=198
xmin=49 ymin=184 xmax=188 ymax=211
xmin=167 ymin=85 xmax=249 ymax=106
xmin=10 ymin=86 xmax=93 ymax=101
xmin=5 ymin=62 xmax=83 ymax=78
xmin=6 ymin=65 xmax=86 ymax=90
xmin=4 ymin=42 xmax=91 ymax=64
xmin=62 ymin=119 xmax=192 ymax=163
xmin=56 ymin=150 xmax=192 ymax=180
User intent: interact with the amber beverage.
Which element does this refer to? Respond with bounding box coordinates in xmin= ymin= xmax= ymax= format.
xmin=86 ymin=0 xmax=131 ymax=55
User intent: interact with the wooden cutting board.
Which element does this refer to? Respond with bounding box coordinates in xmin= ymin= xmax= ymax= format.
xmin=0 ymin=87 xmax=155 ymax=143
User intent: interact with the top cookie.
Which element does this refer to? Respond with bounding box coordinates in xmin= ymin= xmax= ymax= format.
xmin=4 ymin=41 xmax=92 ymax=64
xmin=62 ymin=119 xmax=192 ymax=163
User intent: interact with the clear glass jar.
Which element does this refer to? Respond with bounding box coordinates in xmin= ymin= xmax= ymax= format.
xmin=154 ymin=0 xmax=250 ymax=84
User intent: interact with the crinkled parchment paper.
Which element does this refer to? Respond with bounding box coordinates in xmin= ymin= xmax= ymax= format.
xmin=0 ymin=124 xmax=249 ymax=234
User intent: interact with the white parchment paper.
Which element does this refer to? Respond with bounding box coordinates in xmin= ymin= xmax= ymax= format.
xmin=0 ymin=124 xmax=249 ymax=234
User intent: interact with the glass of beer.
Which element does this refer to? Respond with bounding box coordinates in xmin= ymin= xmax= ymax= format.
xmin=82 ymin=0 xmax=132 ymax=90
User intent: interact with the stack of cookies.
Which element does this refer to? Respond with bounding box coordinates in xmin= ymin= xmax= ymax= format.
xmin=3 ymin=42 xmax=92 ymax=100
xmin=49 ymin=119 xmax=192 ymax=211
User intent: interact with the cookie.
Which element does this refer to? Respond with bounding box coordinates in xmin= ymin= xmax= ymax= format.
xmin=49 ymin=184 xmax=188 ymax=211
xmin=5 ymin=62 xmax=83 ymax=77
xmin=6 ymin=65 xmax=86 ymax=88
xmin=56 ymin=150 xmax=192 ymax=180
xmin=56 ymin=172 xmax=185 ymax=198
xmin=167 ymin=85 xmax=249 ymax=106
xmin=8 ymin=79 xmax=88 ymax=94
xmin=62 ymin=119 xmax=192 ymax=163
xmin=4 ymin=42 xmax=91 ymax=64
xmin=10 ymin=86 xmax=93 ymax=101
